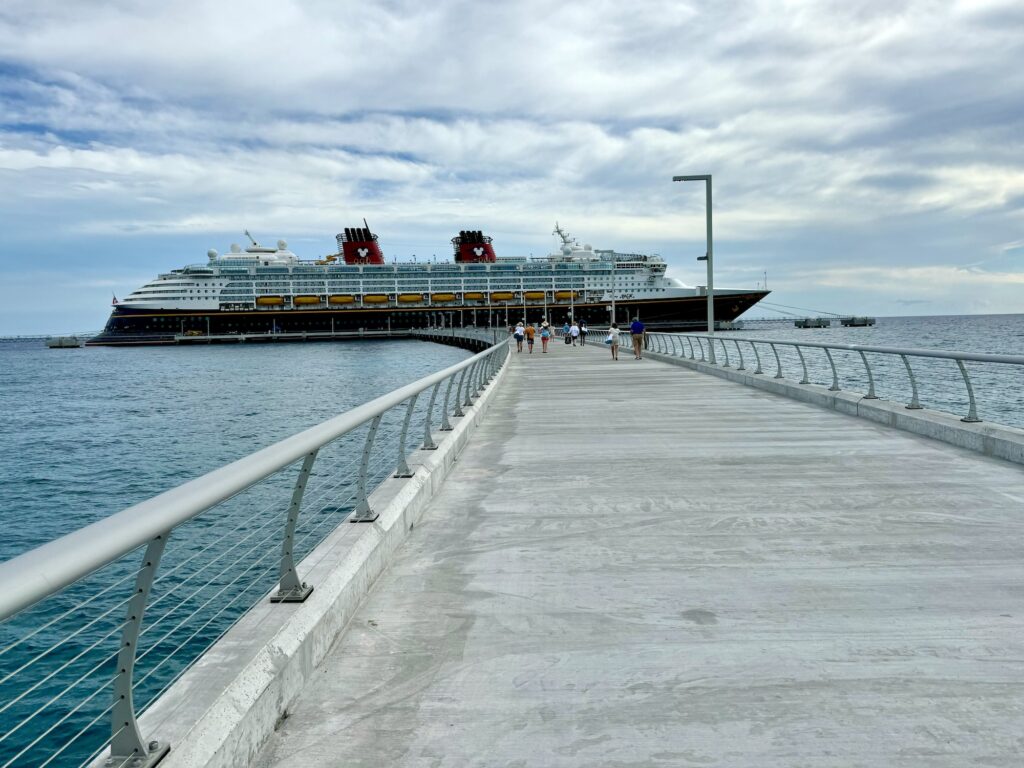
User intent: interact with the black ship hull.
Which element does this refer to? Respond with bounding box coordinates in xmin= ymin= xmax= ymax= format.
xmin=87 ymin=291 xmax=769 ymax=346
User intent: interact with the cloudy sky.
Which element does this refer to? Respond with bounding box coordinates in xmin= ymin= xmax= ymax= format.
xmin=0 ymin=0 xmax=1022 ymax=333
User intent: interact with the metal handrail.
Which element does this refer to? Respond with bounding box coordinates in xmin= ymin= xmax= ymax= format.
xmin=0 ymin=330 xmax=509 ymax=768
xmin=645 ymin=331 xmax=1024 ymax=425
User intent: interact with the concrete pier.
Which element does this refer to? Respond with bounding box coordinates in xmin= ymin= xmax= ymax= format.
xmin=252 ymin=343 xmax=1024 ymax=767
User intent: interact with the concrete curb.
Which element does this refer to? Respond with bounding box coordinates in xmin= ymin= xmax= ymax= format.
xmin=113 ymin=352 xmax=510 ymax=768
xmin=646 ymin=349 xmax=1024 ymax=466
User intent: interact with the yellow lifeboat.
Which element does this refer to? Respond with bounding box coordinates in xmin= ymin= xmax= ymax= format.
xmin=256 ymin=296 xmax=284 ymax=306
xmin=398 ymin=293 xmax=424 ymax=303
xmin=490 ymin=292 xmax=515 ymax=301
xmin=328 ymin=295 xmax=355 ymax=305
xmin=431 ymin=293 xmax=456 ymax=302
xmin=554 ymin=290 xmax=579 ymax=300
xmin=293 ymin=295 xmax=321 ymax=305
xmin=363 ymin=294 xmax=389 ymax=304
xmin=524 ymin=291 xmax=546 ymax=301
xmin=464 ymin=292 xmax=484 ymax=301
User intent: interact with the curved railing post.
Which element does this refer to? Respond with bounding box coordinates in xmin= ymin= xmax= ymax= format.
xmin=669 ymin=336 xmax=679 ymax=356
xmin=422 ymin=379 xmax=442 ymax=449
xmin=900 ymin=354 xmax=922 ymax=409
xmin=658 ymin=334 xmax=667 ymax=354
xmin=750 ymin=341 xmax=763 ymax=374
xmin=394 ymin=393 xmax=419 ymax=478
xmin=463 ymin=359 xmax=480 ymax=406
xmin=769 ymin=343 xmax=783 ymax=378
xmin=271 ymin=450 xmax=318 ymax=602
xmin=350 ymin=414 xmax=382 ymax=523
xmin=733 ymin=339 xmax=745 ymax=371
xmin=696 ymin=337 xmax=706 ymax=362
xmin=439 ymin=371 xmax=456 ymax=430
xmin=719 ymin=338 xmax=730 ymax=367
xmin=452 ymin=365 xmax=469 ymax=417
xmin=110 ymin=533 xmax=171 ymax=767
xmin=686 ymin=337 xmax=696 ymax=360
xmin=824 ymin=348 xmax=841 ymax=391
xmin=956 ymin=359 xmax=981 ymax=422
xmin=858 ymin=350 xmax=878 ymax=399
xmin=795 ymin=345 xmax=810 ymax=384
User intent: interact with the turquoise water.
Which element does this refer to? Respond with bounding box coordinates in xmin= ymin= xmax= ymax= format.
xmin=0 ymin=339 xmax=471 ymax=767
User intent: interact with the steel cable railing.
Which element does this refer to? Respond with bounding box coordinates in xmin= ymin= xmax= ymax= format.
xmin=0 ymin=331 xmax=509 ymax=768
xmin=644 ymin=331 xmax=1024 ymax=427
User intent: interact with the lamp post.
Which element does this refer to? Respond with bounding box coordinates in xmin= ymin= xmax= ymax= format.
xmin=673 ymin=174 xmax=715 ymax=362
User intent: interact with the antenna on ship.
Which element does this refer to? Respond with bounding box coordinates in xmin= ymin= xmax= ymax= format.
xmin=244 ymin=229 xmax=259 ymax=247
xmin=552 ymin=222 xmax=573 ymax=247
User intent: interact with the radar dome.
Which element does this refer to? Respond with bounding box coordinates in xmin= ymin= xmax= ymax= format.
xmin=230 ymin=243 xmax=241 ymax=253
xmin=207 ymin=249 xmax=218 ymax=260
xmin=562 ymin=245 xmax=572 ymax=255
xmin=584 ymin=244 xmax=592 ymax=251
xmin=277 ymin=239 xmax=287 ymax=250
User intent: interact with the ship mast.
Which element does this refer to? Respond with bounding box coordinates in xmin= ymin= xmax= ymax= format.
xmin=552 ymin=222 xmax=574 ymax=248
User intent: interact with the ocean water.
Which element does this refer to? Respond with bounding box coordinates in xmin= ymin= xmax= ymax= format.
xmin=0 ymin=339 xmax=471 ymax=767
xmin=0 ymin=315 xmax=1022 ymax=765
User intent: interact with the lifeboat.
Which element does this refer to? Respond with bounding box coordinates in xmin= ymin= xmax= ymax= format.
xmin=398 ymin=294 xmax=424 ymax=303
xmin=554 ymin=290 xmax=579 ymax=300
xmin=490 ymin=292 xmax=515 ymax=301
xmin=524 ymin=291 xmax=546 ymax=300
xmin=431 ymin=293 xmax=456 ymax=302
xmin=256 ymin=296 xmax=284 ymax=306
xmin=363 ymin=294 xmax=389 ymax=304
xmin=464 ymin=292 xmax=485 ymax=301
xmin=328 ymin=295 xmax=355 ymax=304
xmin=293 ymin=295 xmax=321 ymax=305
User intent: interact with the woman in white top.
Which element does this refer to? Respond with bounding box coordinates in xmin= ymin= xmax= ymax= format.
xmin=513 ymin=321 xmax=525 ymax=352
xmin=606 ymin=323 xmax=620 ymax=360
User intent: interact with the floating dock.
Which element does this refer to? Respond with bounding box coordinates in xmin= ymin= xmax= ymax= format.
xmin=794 ymin=316 xmax=831 ymax=328
xmin=841 ymin=315 xmax=876 ymax=326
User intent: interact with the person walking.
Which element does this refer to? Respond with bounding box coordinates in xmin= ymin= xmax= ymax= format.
xmin=606 ymin=322 xmax=621 ymax=360
xmin=569 ymin=321 xmax=580 ymax=346
xmin=540 ymin=321 xmax=551 ymax=353
xmin=524 ymin=322 xmax=536 ymax=353
xmin=562 ymin=321 xmax=571 ymax=346
xmin=630 ymin=316 xmax=645 ymax=359
xmin=579 ymin=320 xmax=588 ymax=346
xmin=513 ymin=321 xmax=525 ymax=353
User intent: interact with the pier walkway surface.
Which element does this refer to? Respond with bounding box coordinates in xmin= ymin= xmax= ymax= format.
xmin=253 ymin=342 xmax=1024 ymax=767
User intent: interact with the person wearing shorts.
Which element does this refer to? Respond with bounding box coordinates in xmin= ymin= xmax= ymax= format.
xmin=607 ymin=322 xmax=621 ymax=360
xmin=540 ymin=321 xmax=551 ymax=352
xmin=513 ymin=322 xmax=525 ymax=352
xmin=630 ymin=317 xmax=645 ymax=359
xmin=525 ymin=323 xmax=536 ymax=353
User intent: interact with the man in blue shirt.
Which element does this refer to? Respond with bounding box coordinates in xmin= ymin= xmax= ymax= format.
xmin=630 ymin=317 xmax=645 ymax=359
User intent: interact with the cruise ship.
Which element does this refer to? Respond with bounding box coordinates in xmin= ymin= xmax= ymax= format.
xmin=87 ymin=224 xmax=769 ymax=345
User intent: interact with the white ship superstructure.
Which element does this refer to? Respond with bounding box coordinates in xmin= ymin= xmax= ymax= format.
xmin=92 ymin=224 xmax=769 ymax=345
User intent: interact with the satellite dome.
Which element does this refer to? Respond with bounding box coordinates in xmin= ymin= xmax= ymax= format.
xmin=230 ymin=243 xmax=241 ymax=253
xmin=277 ymin=239 xmax=287 ymax=250
xmin=584 ymin=244 xmax=592 ymax=251
xmin=562 ymin=245 xmax=572 ymax=256
xmin=207 ymin=249 xmax=218 ymax=260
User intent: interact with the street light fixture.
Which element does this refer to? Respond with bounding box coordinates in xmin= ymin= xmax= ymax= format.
xmin=673 ymin=173 xmax=715 ymax=362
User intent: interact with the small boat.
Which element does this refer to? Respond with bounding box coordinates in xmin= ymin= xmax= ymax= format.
xmin=363 ymin=294 xmax=389 ymax=304
xmin=397 ymin=294 xmax=424 ymax=303
xmin=431 ymin=293 xmax=456 ymax=302
xmin=490 ymin=292 xmax=515 ymax=301
xmin=293 ymin=295 xmax=321 ymax=305
xmin=524 ymin=291 xmax=546 ymax=300
xmin=328 ymin=295 xmax=355 ymax=304
xmin=464 ymin=292 xmax=484 ymax=301
xmin=256 ymin=296 xmax=284 ymax=306
xmin=46 ymin=336 xmax=85 ymax=348
xmin=554 ymin=290 xmax=578 ymax=300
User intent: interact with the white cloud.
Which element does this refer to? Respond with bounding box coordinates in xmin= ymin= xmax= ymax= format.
xmin=0 ymin=0 xmax=1023 ymax=332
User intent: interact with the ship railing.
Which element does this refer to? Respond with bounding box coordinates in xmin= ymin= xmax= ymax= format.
xmin=0 ymin=332 xmax=510 ymax=768
xmin=643 ymin=331 xmax=1024 ymax=427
